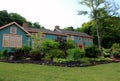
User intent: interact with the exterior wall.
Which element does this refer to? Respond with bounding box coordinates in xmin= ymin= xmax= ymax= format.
xmin=82 ymin=37 xmax=93 ymax=47
xmin=74 ymin=36 xmax=79 ymax=44
xmin=45 ymin=34 xmax=58 ymax=40
xmin=65 ymin=35 xmax=93 ymax=47
xmin=0 ymin=24 xmax=30 ymax=51
xmin=62 ymin=36 xmax=66 ymax=40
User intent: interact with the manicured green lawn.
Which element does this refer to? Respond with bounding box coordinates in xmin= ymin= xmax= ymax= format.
xmin=0 ymin=62 xmax=120 ymax=81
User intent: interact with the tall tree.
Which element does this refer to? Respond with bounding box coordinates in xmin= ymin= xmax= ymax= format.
xmin=78 ymin=0 xmax=119 ymax=50
xmin=0 ymin=10 xmax=11 ymax=26
xmin=77 ymin=16 xmax=120 ymax=48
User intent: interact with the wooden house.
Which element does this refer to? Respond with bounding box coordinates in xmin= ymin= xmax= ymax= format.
xmin=0 ymin=22 xmax=93 ymax=51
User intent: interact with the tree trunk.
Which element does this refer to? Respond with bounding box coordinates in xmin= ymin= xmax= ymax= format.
xmin=94 ymin=18 xmax=101 ymax=50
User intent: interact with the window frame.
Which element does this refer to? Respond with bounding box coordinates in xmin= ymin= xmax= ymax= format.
xmin=2 ymin=34 xmax=22 ymax=48
xmin=10 ymin=27 xmax=17 ymax=34
xmin=2 ymin=34 xmax=10 ymax=47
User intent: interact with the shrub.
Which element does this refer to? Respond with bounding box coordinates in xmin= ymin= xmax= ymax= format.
xmin=53 ymin=58 xmax=66 ymax=63
xmin=12 ymin=48 xmax=24 ymax=60
xmin=41 ymin=39 xmax=60 ymax=52
xmin=99 ymin=57 xmax=112 ymax=62
xmin=85 ymin=45 xmax=101 ymax=58
xmin=0 ymin=51 xmax=3 ymax=59
xmin=29 ymin=48 xmax=43 ymax=60
xmin=80 ymin=58 xmax=90 ymax=64
xmin=22 ymin=45 xmax=32 ymax=57
xmin=21 ymin=45 xmax=32 ymax=53
xmin=3 ymin=49 xmax=8 ymax=58
xmin=65 ymin=39 xmax=76 ymax=50
xmin=12 ymin=45 xmax=31 ymax=60
xmin=45 ymin=49 xmax=65 ymax=60
xmin=111 ymin=43 xmax=120 ymax=58
xmin=112 ymin=50 xmax=120 ymax=58
xmin=66 ymin=48 xmax=84 ymax=62
xmin=111 ymin=43 xmax=120 ymax=49
xmin=0 ymin=50 xmax=8 ymax=59
xmin=55 ymin=36 xmax=66 ymax=51
xmin=102 ymin=49 xmax=111 ymax=57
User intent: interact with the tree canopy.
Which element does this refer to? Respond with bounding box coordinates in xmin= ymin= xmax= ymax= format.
xmin=78 ymin=0 xmax=119 ymax=49
xmin=0 ymin=10 xmax=45 ymax=29
xmin=76 ymin=16 xmax=120 ymax=48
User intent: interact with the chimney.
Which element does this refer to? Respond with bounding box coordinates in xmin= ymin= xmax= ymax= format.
xmin=55 ymin=25 xmax=60 ymax=29
xmin=23 ymin=23 xmax=29 ymax=28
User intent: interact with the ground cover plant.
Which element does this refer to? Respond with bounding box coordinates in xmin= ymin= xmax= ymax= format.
xmin=0 ymin=62 xmax=120 ymax=81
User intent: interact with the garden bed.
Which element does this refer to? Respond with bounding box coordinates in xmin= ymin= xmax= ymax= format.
xmin=0 ymin=59 xmax=119 ymax=67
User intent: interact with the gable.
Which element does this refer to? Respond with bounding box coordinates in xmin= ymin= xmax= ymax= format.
xmin=0 ymin=22 xmax=31 ymax=36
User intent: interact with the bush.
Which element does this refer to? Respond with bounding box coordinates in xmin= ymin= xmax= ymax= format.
xmin=12 ymin=45 xmax=31 ymax=60
xmin=29 ymin=49 xmax=43 ymax=61
xmin=65 ymin=39 xmax=76 ymax=50
xmin=85 ymin=45 xmax=101 ymax=58
xmin=0 ymin=50 xmax=8 ymax=59
xmin=3 ymin=49 xmax=8 ymax=58
xmin=12 ymin=48 xmax=24 ymax=60
xmin=80 ymin=58 xmax=90 ymax=64
xmin=112 ymin=50 xmax=120 ymax=58
xmin=41 ymin=39 xmax=60 ymax=52
xmin=45 ymin=49 xmax=65 ymax=60
xmin=66 ymin=48 xmax=84 ymax=62
xmin=21 ymin=45 xmax=32 ymax=54
xmin=102 ymin=49 xmax=111 ymax=57
xmin=53 ymin=58 xmax=66 ymax=63
xmin=0 ymin=51 xmax=3 ymax=59
xmin=111 ymin=43 xmax=120 ymax=58
xmin=21 ymin=45 xmax=32 ymax=57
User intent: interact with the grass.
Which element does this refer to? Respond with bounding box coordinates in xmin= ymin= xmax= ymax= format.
xmin=0 ymin=62 xmax=120 ymax=81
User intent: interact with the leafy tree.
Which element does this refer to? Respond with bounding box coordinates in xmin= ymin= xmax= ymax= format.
xmin=31 ymin=32 xmax=43 ymax=49
xmin=0 ymin=10 xmax=11 ymax=26
xmin=77 ymin=16 xmax=120 ymax=48
xmin=28 ymin=21 xmax=46 ymax=29
xmin=0 ymin=10 xmax=45 ymax=29
xmin=9 ymin=13 xmax=27 ymax=25
xmin=99 ymin=16 xmax=120 ymax=48
xmin=78 ymin=0 xmax=119 ymax=50
xmin=64 ymin=26 xmax=74 ymax=31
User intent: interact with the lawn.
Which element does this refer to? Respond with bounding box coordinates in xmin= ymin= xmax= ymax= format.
xmin=0 ymin=62 xmax=120 ymax=81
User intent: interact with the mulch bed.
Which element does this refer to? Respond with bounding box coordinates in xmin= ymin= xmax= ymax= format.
xmin=0 ymin=59 xmax=119 ymax=67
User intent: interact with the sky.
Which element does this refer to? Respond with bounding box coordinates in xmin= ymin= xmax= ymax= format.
xmin=0 ymin=0 xmax=119 ymax=30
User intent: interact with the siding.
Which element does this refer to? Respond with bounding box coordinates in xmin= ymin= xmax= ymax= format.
xmin=45 ymin=34 xmax=57 ymax=40
xmin=0 ymin=24 xmax=30 ymax=51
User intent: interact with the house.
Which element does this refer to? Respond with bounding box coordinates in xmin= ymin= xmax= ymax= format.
xmin=0 ymin=22 xmax=93 ymax=51
xmin=0 ymin=22 xmax=31 ymax=51
xmin=23 ymin=23 xmax=93 ymax=49
xmin=54 ymin=26 xmax=93 ymax=48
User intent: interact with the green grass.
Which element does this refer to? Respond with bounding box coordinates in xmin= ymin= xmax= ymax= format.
xmin=0 ymin=62 xmax=120 ymax=81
